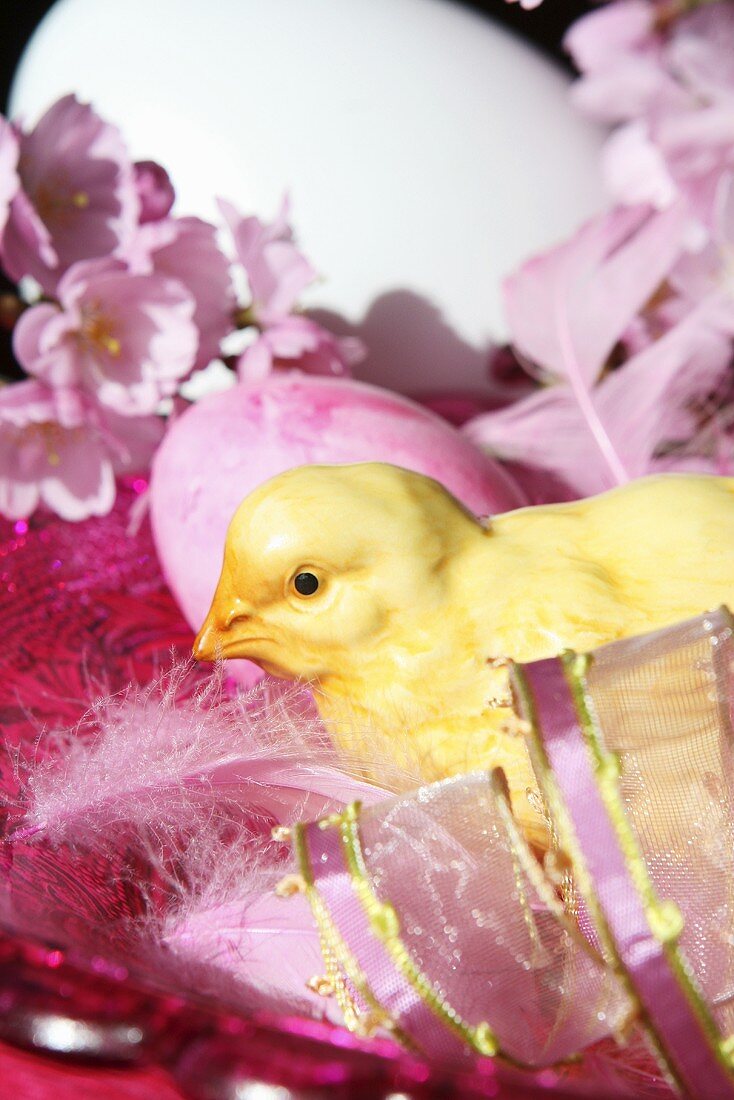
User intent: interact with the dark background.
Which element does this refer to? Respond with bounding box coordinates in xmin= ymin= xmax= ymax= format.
xmin=0 ymin=1 xmax=590 ymax=113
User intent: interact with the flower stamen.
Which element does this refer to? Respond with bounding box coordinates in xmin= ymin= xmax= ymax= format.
xmin=80 ymin=305 xmax=122 ymax=359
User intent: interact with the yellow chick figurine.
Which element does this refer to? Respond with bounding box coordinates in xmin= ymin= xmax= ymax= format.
xmin=194 ymin=463 xmax=734 ymax=847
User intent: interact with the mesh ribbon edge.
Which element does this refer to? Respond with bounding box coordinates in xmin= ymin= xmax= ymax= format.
xmin=515 ymin=618 xmax=734 ymax=1100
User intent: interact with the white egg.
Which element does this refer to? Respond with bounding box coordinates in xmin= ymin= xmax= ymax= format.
xmin=10 ymin=0 xmax=604 ymax=391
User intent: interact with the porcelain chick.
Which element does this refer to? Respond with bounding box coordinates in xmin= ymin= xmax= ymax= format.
xmin=194 ymin=463 xmax=734 ymax=848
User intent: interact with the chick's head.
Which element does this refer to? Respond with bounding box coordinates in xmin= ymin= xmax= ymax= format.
xmin=194 ymin=462 xmax=481 ymax=681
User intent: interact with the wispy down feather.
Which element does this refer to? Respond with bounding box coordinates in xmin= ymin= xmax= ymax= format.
xmin=9 ymin=662 xmax=400 ymax=1016
xmin=19 ymin=661 xmax=389 ymax=846
xmin=154 ymin=839 xmax=331 ymax=1018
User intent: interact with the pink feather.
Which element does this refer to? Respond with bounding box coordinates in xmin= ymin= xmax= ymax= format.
xmin=19 ymin=662 xmax=388 ymax=845
xmin=503 ymin=202 xmax=688 ymax=388
xmin=157 ymin=866 xmax=333 ymax=1018
xmin=9 ymin=663 xmax=398 ymax=1016
xmin=465 ymin=196 xmax=732 ymax=499
xmin=466 ymin=295 xmax=731 ymax=498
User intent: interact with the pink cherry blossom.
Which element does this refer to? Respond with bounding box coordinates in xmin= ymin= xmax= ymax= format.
xmin=219 ymin=196 xmax=364 ymax=380
xmin=0 ymin=116 xmax=19 ymax=240
xmin=567 ymin=2 xmax=734 ymax=222
xmin=565 ymin=2 xmax=682 ymax=126
xmin=131 ymin=216 xmax=236 ymax=371
xmin=566 ymin=0 xmax=654 ymax=75
xmin=0 ymin=380 xmax=163 ymax=521
xmin=133 ymin=160 xmax=175 ymax=224
xmin=237 ymin=315 xmax=364 ymax=382
xmin=1 ymin=95 xmax=138 ymax=295
xmin=601 ymin=121 xmax=679 ymax=209
xmin=219 ymin=197 xmax=315 ymax=326
xmin=666 ymin=2 xmax=734 ymax=99
xmin=13 ymin=258 xmax=197 ymax=416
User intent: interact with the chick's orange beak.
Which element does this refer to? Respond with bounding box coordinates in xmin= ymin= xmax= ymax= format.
xmin=193 ymin=612 xmax=221 ymax=661
xmin=193 ymin=585 xmax=261 ymax=662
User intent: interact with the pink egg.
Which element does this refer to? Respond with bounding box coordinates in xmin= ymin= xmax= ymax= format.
xmin=150 ymin=375 xmax=525 ymax=685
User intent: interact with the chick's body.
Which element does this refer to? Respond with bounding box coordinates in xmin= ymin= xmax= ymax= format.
xmin=195 ymin=465 xmax=734 ymax=847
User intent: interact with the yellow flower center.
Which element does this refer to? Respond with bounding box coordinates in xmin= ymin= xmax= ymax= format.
xmin=10 ymin=420 xmax=84 ymax=470
xmin=79 ymin=304 xmax=122 ymax=359
xmin=32 ymin=175 xmax=90 ymax=229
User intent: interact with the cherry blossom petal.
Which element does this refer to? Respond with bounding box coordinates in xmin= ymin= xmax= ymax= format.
xmin=3 ymin=186 xmax=57 ymax=272
xmin=141 ymin=217 xmax=236 ymax=370
xmin=14 ymin=259 xmax=198 ymax=415
xmin=236 ymin=337 xmax=274 ymax=383
xmin=13 ymin=302 xmax=63 ymax=367
xmin=99 ymin=407 xmax=165 ymax=472
xmin=570 ymin=56 xmax=676 ymax=126
xmin=564 ymin=0 xmax=654 ymax=72
xmin=0 ymin=117 xmax=20 ymax=239
xmin=236 ymin=316 xmax=363 ymax=382
xmin=3 ymin=95 xmax=138 ymax=294
xmin=601 ymin=122 xmax=678 ymax=209
xmin=219 ymin=197 xmax=315 ymax=324
xmin=133 ymin=160 xmax=175 ymax=224
xmin=0 ymin=427 xmax=41 ymax=518
xmin=14 ymin=301 xmax=80 ymax=388
xmin=39 ymin=428 xmax=116 ymax=521
xmin=666 ymin=3 xmax=734 ymax=101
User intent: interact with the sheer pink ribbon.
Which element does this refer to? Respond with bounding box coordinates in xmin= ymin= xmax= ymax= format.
xmin=296 ymin=611 xmax=734 ymax=1096
xmin=301 ymin=815 xmax=472 ymax=1062
xmin=521 ymin=656 xmax=734 ymax=1100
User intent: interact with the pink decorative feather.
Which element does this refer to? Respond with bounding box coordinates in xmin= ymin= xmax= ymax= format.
xmin=503 ymin=202 xmax=688 ymax=388
xmin=466 ymin=294 xmax=731 ymax=498
xmin=465 ymin=199 xmax=733 ymax=499
xmin=155 ymin=855 xmax=334 ymax=1018
xmin=10 ymin=663 xmax=400 ymax=1015
xmin=19 ymin=662 xmax=389 ymax=846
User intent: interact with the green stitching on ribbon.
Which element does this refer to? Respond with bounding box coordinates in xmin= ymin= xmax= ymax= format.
xmin=337 ymin=801 xmax=500 ymax=1059
xmin=292 ymin=821 xmax=415 ymax=1048
xmin=512 ymin=661 xmax=684 ymax=1092
xmin=562 ymin=651 xmax=734 ymax=1084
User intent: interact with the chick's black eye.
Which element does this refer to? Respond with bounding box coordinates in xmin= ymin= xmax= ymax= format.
xmin=294 ymin=572 xmax=319 ymax=596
